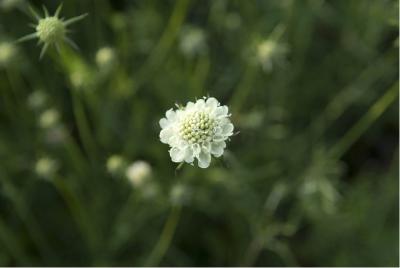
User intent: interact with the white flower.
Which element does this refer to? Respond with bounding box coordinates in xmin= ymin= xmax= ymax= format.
xmin=35 ymin=157 xmax=58 ymax=179
xmin=170 ymin=183 xmax=191 ymax=205
xmin=256 ymin=39 xmax=288 ymax=72
xmin=96 ymin=46 xmax=116 ymax=69
xmin=179 ymin=26 xmax=207 ymax=58
xmin=39 ymin=108 xmax=60 ymax=129
xmin=0 ymin=42 xmax=17 ymax=67
xmin=106 ymin=155 xmax=126 ymax=175
xmin=159 ymin=97 xmax=234 ymax=168
xmin=27 ymin=90 xmax=47 ymax=110
xmin=125 ymin=161 xmax=152 ymax=187
xmin=0 ymin=0 xmax=24 ymax=12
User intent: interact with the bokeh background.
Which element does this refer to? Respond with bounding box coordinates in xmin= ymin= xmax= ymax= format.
xmin=0 ymin=0 xmax=399 ymax=266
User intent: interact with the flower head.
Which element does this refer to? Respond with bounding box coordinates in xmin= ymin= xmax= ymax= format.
xmin=96 ymin=46 xmax=116 ymax=69
xmin=159 ymin=97 xmax=234 ymax=168
xmin=106 ymin=154 xmax=127 ymax=176
xmin=170 ymin=183 xmax=191 ymax=205
xmin=125 ymin=161 xmax=152 ymax=187
xmin=27 ymin=90 xmax=47 ymax=110
xmin=17 ymin=4 xmax=87 ymax=59
xmin=179 ymin=26 xmax=207 ymax=58
xmin=39 ymin=108 xmax=60 ymax=129
xmin=35 ymin=157 xmax=59 ymax=179
xmin=256 ymin=39 xmax=288 ymax=72
xmin=0 ymin=0 xmax=24 ymax=12
xmin=0 ymin=41 xmax=17 ymax=68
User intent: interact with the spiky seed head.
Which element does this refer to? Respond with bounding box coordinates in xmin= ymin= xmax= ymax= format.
xmin=36 ymin=17 xmax=66 ymax=44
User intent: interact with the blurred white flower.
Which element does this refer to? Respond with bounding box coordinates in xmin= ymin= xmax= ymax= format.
xmin=27 ymin=90 xmax=47 ymax=110
xmin=170 ymin=183 xmax=190 ymax=205
xmin=106 ymin=155 xmax=126 ymax=175
xmin=141 ymin=182 xmax=160 ymax=199
xmin=0 ymin=42 xmax=17 ymax=67
xmin=39 ymin=108 xmax=60 ymax=129
xmin=95 ymin=46 xmax=116 ymax=69
xmin=0 ymin=0 xmax=24 ymax=12
xmin=17 ymin=4 xmax=87 ymax=59
xmin=179 ymin=26 xmax=207 ymax=58
xmin=35 ymin=157 xmax=59 ymax=179
xmin=224 ymin=13 xmax=242 ymax=30
xmin=159 ymin=97 xmax=234 ymax=168
xmin=125 ymin=161 xmax=152 ymax=187
xmin=44 ymin=125 xmax=66 ymax=145
xmin=256 ymin=39 xmax=288 ymax=72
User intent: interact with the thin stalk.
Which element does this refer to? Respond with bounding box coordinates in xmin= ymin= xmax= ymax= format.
xmin=108 ymin=192 xmax=139 ymax=250
xmin=144 ymin=205 xmax=182 ymax=266
xmin=133 ymin=0 xmax=190 ymax=89
xmin=0 ymin=217 xmax=32 ymax=265
xmin=52 ymin=176 xmax=98 ymax=263
xmin=51 ymin=48 xmax=98 ymax=164
xmin=242 ymin=228 xmax=277 ymax=266
xmin=191 ymin=55 xmax=210 ymax=97
xmin=70 ymin=89 xmax=98 ymax=162
xmin=229 ymin=63 xmax=258 ymax=114
xmin=329 ymin=82 xmax=398 ymax=159
xmin=310 ymin=50 xmax=396 ymax=138
xmin=0 ymin=179 xmax=57 ymax=264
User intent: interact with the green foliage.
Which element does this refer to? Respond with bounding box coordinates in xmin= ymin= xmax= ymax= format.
xmin=0 ymin=0 xmax=398 ymax=266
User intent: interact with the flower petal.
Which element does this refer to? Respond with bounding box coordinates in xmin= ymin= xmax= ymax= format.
xmin=214 ymin=106 xmax=229 ymax=117
xmin=184 ymin=147 xmax=195 ymax=163
xmin=166 ymin=109 xmax=176 ymax=120
xmin=195 ymin=98 xmax=206 ymax=109
xmin=191 ymin=143 xmax=201 ymax=156
xmin=202 ymin=141 xmax=211 ymax=152
xmin=222 ymin=123 xmax=234 ymax=136
xmin=160 ymin=128 xmax=173 ymax=144
xmin=211 ymin=141 xmax=226 ymax=157
xmin=159 ymin=118 xmax=168 ymax=128
xmin=206 ymin=97 xmax=219 ymax=110
xmin=197 ymin=150 xmax=211 ymax=168
xmin=170 ymin=147 xmax=185 ymax=162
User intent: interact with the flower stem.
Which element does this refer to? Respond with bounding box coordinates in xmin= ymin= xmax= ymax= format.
xmin=0 ymin=216 xmax=32 ymax=265
xmin=133 ymin=0 xmax=190 ymax=89
xmin=229 ymin=63 xmax=258 ymax=114
xmin=144 ymin=205 xmax=182 ymax=266
xmin=329 ymin=81 xmax=398 ymax=159
xmin=70 ymin=89 xmax=98 ymax=162
xmin=0 ymin=178 xmax=57 ymax=264
xmin=52 ymin=176 xmax=98 ymax=264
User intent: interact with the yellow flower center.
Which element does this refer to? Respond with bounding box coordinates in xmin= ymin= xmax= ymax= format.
xmin=179 ymin=111 xmax=215 ymax=144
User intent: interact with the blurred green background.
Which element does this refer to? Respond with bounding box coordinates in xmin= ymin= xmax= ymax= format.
xmin=0 ymin=0 xmax=398 ymax=266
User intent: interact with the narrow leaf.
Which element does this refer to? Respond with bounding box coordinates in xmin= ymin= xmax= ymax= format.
xmin=64 ymin=13 xmax=88 ymax=26
xmin=16 ymin=33 xmax=38 ymax=43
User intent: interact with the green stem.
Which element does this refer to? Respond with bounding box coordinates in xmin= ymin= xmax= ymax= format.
xmin=310 ymin=50 xmax=396 ymax=138
xmin=0 ymin=179 xmax=57 ymax=264
xmin=0 ymin=216 xmax=32 ymax=265
xmin=108 ymin=192 xmax=139 ymax=251
xmin=52 ymin=176 xmax=98 ymax=263
xmin=134 ymin=0 xmax=190 ymax=88
xmin=191 ymin=55 xmax=210 ymax=97
xmin=229 ymin=64 xmax=258 ymax=114
xmin=70 ymin=89 xmax=97 ymax=162
xmin=329 ymin=82 xmax=398 ymax=159
xmin=144 ymin=205 xmax=182 ymax=266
